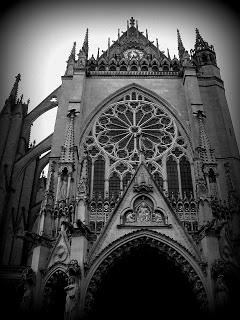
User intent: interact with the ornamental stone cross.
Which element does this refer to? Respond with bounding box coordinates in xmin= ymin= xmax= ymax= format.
xmin=130 ymin=17 xmax=135 ymax=27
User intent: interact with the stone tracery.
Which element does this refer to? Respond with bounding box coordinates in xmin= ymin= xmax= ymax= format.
xmin=93 ymin=97 xmax=177 ymax=161
xmin=83 ymin=89 xmax=196 ymax=235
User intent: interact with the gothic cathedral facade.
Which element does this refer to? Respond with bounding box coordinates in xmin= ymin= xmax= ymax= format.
xmin=0 ymin=18 xmax=240 ymax=319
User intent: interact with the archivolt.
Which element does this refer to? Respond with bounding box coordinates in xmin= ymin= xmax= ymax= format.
xmin=83 ymin=229 xmax=209 ymax=313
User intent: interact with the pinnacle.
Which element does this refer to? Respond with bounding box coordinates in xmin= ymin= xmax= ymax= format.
xmin=68 ymin=41 xmax=76 ymax=61
xmin=195 ymin=27 xmax=207 ymax=48
xmin=82 ymin=28 xmax=89 ymax=55
xmin=9 ymin=73 xmax=21 ymax=103
xmin=60 ymin=110 xmax=76 ymax=164
xmin=177 ymin=29 xmax=185 ymax=59
xmin=195 ymin=28 xmax=203 ymax=42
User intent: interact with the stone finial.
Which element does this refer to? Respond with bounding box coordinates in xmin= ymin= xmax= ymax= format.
xmin=9 ymin=73 xmax=21 ymax=104
xmin=167 ymin=48 xmax=171 ymax=60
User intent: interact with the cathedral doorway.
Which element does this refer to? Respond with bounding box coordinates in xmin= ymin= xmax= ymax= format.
xmin=86 ymin=243 xmax=204 ymax=320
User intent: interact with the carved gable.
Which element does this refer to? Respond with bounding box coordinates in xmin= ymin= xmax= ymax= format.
xmin=88 ymin=163 xmax=201 ymax=262
xmin=97 ymin=18 xmax=167 ymax=64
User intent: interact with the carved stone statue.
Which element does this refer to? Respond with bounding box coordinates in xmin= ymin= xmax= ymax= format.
xmin=126 ymin=211 xmax=136 ymax=223
xmin=60 ymin=173 xmax=68 ymax=200
xmin=137 ymin=201 xmax=151 ymax=222
xmin=152 ymin=210 xmax=164 ymax=223
xmin=64 ymin=276 xmax=80 ymax=320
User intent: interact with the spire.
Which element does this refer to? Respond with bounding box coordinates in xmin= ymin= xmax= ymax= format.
xmin=195 ymin=28 xmax=205 ymax=50
xmin=167 ymin=48 xmax=171 ymax=60
xmin=146 ymin=29 xmax=148 ymax=39
xmin=77 ymin=29 xmax=88 ymax=69
xmin=60 ymin=109 xmax=77 ymax=164
xmin=97 ymin=47 xmax=100 ymax=59
xmin=177 ymin=29 xmax=186 ymax=59
xmin=65 ymin=42 xmax=76 ymax=75
xmin=82 ymin=28 xmax=89 ymax=57
xmin=9 ymin=73 xmax=21 ymax=104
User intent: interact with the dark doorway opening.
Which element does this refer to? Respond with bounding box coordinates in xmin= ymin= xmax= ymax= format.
xmin=89 ymin=244 xmax=203 ymax=320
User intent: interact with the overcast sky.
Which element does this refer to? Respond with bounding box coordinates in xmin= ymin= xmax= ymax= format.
xmin=0 ymin=0 xmax=239 ymax=150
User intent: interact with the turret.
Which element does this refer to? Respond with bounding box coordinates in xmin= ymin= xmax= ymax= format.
xmin=191 ymin=28 xmax=217 ymax=67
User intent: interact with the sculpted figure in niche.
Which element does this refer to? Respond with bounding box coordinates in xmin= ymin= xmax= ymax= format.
xmin=126 ymin=211 xmax=136 ymax=223
xmin=64 ymin=276 xmax=80 ymax=320
xmin=137 ymin=201 xmax=151 ymax=222
xmin=60 ymin=170 xmax=68 ymax=201
xmin=152 ymin=210 xmax=164 ymax=223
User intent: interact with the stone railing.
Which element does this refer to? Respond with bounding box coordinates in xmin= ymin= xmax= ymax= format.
xmin=88 ymin=192 xmax=199 ymax=235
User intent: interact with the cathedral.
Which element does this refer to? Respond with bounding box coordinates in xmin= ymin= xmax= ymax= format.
xmin=0 ymin=17 xmax=240 ymax=319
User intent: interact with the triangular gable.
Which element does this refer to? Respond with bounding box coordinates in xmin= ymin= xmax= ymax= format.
xmin=98 ymin=25 xmax=167 ymax=62
xmin=46 ymin=230 xmax=71 ymax=269
xmin=88 ymin=162 xmax=201 ymax=262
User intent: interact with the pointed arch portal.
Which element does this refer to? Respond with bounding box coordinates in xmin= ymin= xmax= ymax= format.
xmin=84 ymin=232 xmax=209 ymax=320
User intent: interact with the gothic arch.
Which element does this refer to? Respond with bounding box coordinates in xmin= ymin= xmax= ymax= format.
xmin=79 ymin=83 xmax=192 ymax=148
xmin=42 ymin=265 xmax=68 ymax=318
xmin=83 ymin=229 xmax=209 ymax=314
xmin=80 ymin=84 xmax=195 ymax=211
xmin=43 ymin=263 xmax=68 ymax=287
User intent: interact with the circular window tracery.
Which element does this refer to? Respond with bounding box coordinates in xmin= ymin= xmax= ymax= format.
xmin=93 ymin=99 xmax=177 ymax=162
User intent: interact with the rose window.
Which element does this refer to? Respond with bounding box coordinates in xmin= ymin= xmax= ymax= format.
xmin=93 ymin=100 xmax=177 ymax=162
